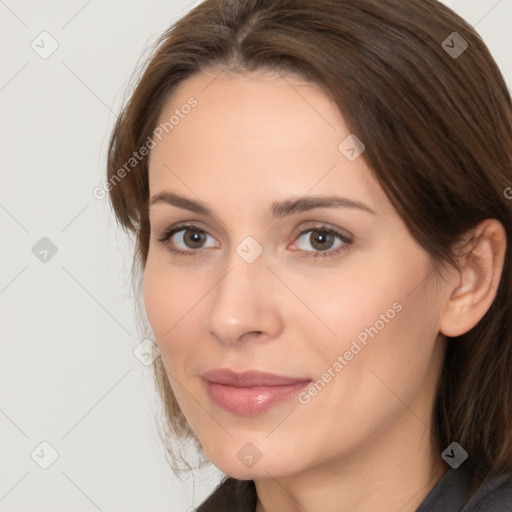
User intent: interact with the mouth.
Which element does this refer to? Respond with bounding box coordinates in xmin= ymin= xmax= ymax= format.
xmin=201 ymin=368 xmax=313 ymax=416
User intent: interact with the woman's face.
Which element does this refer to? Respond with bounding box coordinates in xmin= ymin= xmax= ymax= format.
xmin=144 ymin=69 xmax=449 ymax=480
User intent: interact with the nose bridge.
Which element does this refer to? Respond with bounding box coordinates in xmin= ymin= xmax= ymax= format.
xmin=206 ymin=236 xmax=281 ymax=344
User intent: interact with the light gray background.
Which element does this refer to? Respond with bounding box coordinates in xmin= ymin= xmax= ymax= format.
xmin=1 ymin=1 xmax=511 ymax=511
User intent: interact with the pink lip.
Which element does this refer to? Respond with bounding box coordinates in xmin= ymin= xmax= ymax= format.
xmin=201 ymin=369 xmax=312 ymax=416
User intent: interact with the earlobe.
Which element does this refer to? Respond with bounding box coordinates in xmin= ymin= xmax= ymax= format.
xmin=439 ymin=219 xmax=507 ymax=338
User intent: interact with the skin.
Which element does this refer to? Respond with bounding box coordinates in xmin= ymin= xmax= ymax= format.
xmin=143 ymin=68 xmax=507 ymax=512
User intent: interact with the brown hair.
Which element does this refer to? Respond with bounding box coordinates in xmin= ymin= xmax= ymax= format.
xmin=106 ymin=0 xmax=512 ymax=485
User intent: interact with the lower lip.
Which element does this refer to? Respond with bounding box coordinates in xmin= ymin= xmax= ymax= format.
xmin=204 ymin=380 xmax=311 ymax=416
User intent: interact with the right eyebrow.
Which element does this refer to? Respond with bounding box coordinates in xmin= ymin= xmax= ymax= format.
xmin=149 ymin=192 xmax=211 ymax=216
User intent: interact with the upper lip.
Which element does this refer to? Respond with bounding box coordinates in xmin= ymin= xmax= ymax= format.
xmin=201 ymin=368 xmax=312 ymax=387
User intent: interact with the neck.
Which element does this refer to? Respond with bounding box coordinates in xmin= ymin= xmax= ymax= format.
xmin=253 ymin=413 xmax=448 ymax=512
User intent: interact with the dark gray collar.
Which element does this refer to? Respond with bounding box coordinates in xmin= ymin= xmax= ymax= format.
xmin=417 ymin=462 xmax=512 ymax=512
xmin=416 ymin=464 xmax=474 ymax=512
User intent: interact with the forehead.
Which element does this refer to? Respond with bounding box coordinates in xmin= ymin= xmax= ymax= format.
xmin=147 ymin=69 xmax=388 ymax=216
xmin=154 ymin=69 xmax=341 ymax=148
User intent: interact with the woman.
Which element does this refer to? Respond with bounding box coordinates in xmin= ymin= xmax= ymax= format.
xmin=106 ymin=0 xmax=512 ymax=510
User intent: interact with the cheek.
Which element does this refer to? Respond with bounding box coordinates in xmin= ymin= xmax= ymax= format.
xmin=289 ymin=263 xmax=402 ymax=360
xmin=317 ymin=273 xmax=440 ymax=419
xmin=142 ymin=253 xmax=207 ymax=360
xmin=142 ymin=258 xmax=167 ymax=339
xmin=143 ymin=254 xmax=184 ymax=343
xmin=301 ymin=250 xmax=438 ymax=387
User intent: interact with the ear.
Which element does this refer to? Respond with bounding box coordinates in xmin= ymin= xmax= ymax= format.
xmin=439 ymin=219 xmax=507 ymax=338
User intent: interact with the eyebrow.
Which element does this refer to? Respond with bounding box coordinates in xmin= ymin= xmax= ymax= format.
xmin=149 ymin=192 xmax=376 ymax=218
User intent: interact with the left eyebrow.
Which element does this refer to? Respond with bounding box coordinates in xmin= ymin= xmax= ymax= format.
xmin=149 ymin=192 xmax=376 ymax=218
xmin=270 ymin=196 xmax=376 ymax=218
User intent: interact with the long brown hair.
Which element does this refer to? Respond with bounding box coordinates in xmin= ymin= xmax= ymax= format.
xmin=106 ymin=0 xmax=512 ymax=484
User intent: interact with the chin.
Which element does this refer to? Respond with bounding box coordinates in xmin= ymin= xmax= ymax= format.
xmin=204 ymin=443 xmax=299 ymax=481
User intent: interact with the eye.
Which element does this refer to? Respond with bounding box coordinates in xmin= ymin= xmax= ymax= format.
xmin=291 ymin=226 xmax=353 ymax=259
xmin=157 ymin=224 xmax=219 ymax=256
xmin=156 ymin=223 xmax=353 ymax=260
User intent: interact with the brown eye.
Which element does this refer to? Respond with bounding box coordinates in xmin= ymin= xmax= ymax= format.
xmin=182 ymin=229 xmax=207 ymax=249
xmin=293 ymin=225 xmax=353 ymax=260
xmin=309 ymin=230 xmax=336 ymax=251
xmin=157 ymin=224 xmax=219 ymax=256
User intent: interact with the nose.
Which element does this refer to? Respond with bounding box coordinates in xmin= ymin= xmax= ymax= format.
xmin=205 ymin=245 xmax=283 ymax=346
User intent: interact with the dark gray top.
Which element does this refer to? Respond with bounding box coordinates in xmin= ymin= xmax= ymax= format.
xmin=197 ymin=462 xmax=512 ymax=511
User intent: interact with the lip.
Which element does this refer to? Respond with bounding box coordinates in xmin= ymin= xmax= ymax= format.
xmin=202 ymin=369 xmax=312 ymax=416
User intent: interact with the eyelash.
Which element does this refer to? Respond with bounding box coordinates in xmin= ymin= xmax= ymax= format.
xmin=156 ymin=223 xmax=353 ymax=260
